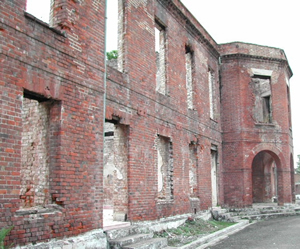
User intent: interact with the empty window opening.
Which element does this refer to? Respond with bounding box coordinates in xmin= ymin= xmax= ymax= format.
xmin=106 ymin=0 xmax=124 ymax=71
xmin=26 ymin=0 xmax=51 ymax=23
xmin=252 ymin=75 xmax=272 ymax=123
xmin=103 ymin=121 xmax=129 ymax=224
xmin=208 ymin=69 xmax=216 ymax=119
xmin=157 ymin=135 xmax=173 ymax=200
xmin=262 ymin=95 xmax=271 ymax=123
xmin=155 ymin=21 xmax=167 ymax=94
xmin=188 ymin=143 xmax=198 ymax=197
xmin=20 ymin=91 xmax=60 ymax=208
xmin=186 ymin=46 xmax=194 ymax=109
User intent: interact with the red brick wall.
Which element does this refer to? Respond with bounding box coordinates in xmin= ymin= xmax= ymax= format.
xmin=1 ymin=0 xmax=105 ymax=246
xmin=104 ymin=0 xmax=223 ymax=221
xmin=0 ymin=0 xmax=294 ymax=247
xmin=220 ymin=43 xmax=293 ymax=207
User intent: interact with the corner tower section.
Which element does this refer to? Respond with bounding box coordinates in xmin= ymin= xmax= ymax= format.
xmin=219 ymin=42 xmax=294 ymax=207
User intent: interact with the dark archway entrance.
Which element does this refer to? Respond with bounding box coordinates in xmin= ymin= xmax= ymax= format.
xmin=252 ymin=151 xmax=278 ymax=203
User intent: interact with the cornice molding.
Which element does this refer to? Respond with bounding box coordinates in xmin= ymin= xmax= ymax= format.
xmin=157 ymin=0 xmax=220 ymax=58
xmin=221 ymin=53 xmax=293 ymax=77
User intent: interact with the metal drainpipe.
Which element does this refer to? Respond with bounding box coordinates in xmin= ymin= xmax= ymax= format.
xmin=102 ymin=0 xmax=108 ymax=228
xmin=103 ymin=0 xmax=107 ymax=124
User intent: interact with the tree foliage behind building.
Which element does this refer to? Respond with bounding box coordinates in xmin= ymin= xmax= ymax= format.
xmin=106 ymin=50 xmax=118 ymax=60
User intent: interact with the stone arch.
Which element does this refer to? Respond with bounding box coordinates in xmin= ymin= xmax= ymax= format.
xmin=245 ymin=144 xmax=287 ymax=205
xmin=245 ymin=144 xmax=286 ymax=170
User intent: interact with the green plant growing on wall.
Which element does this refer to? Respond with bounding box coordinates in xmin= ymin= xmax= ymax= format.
xmin=0 ymin=226 xmax=13 ymax=249
xmin=106 ymin=50 xmax=118 ymax=60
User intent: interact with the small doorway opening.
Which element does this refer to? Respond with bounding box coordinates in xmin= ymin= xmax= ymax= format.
xmin=211 ymin=146 xmax=218 ymax=207
xmin=103 ymin=120 xmax=129 ymax=229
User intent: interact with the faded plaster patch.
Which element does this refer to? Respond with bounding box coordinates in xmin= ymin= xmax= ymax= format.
xmin=158 ymin=149 xmax=163 ymax=192
xmin=21 ymin=98 xmax=50 ymax=207
xmin=156 ymin=28 xmax=166 ymax=94
xmin=189 ymin=170 xmax=194 ymax=193
xmin=104 ymin=156 xmax=123 ymax=180
xmin=103 ymin=123 xmax=128 ymax=214
xmin=189 ymin=145 xmax=197 ymax=196
xmin=186 ymin=52 xmax=193 ymax=109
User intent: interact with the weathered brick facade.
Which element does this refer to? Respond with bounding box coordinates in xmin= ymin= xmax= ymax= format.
xmin=219 ymin=43 xmax=294 ymax=206
xmin=0 ymin=0 xmax=294 ymax=247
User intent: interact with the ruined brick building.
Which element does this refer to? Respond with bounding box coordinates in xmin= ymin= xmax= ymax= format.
xmin=0 ymin=0 xmax=295 ymax=247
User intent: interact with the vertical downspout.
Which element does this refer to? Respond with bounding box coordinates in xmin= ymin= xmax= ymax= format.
xmin=103 ymin=0 xmax=108 ymax=125
xmin=102 ymin=0 xmax=108 ymax=229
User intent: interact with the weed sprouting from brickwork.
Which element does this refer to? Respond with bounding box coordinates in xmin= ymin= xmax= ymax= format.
xmin=0 ymin=226 xmax=13 ymax=249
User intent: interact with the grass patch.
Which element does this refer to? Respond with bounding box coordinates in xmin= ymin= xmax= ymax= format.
xmin=154 ymin=218 xmax=235 ymax=247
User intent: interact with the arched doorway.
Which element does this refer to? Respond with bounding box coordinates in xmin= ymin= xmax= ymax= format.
xmin=252 ymin=151 xmax=279 ymax=203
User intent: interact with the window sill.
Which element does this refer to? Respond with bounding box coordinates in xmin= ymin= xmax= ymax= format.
xmin=157 ymin=198 xmax=174 ymax=205
xmin=255 ymin=122 xmax=275 ymax=127
xmin=16 ymin=204 xmax=64 ymax=216
xmin=156 ymin=91 xmax=170 ymax=97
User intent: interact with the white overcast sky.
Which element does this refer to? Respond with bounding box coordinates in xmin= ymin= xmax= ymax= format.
xmin=27 ymin=0 xmax=299 ymax=164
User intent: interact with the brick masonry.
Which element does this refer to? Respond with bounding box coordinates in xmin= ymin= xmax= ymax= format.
xmin=0 ymin=0 xmax=295 ymax=247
